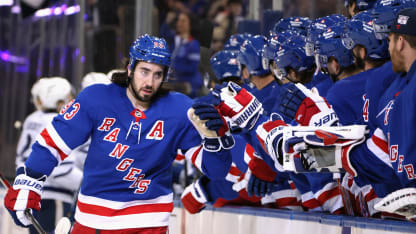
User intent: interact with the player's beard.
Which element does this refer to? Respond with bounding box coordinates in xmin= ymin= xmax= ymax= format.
xmin=129 ymin=76 xmax=161 ymax=103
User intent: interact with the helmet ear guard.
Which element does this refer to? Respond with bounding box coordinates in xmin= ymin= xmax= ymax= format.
xmin=237 ymin=35 xmax=270 ymax=76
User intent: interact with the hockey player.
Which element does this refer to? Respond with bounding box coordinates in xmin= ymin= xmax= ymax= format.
xmin=305 ymin=14 xmax=348 ymax=97
xmin=80 ymin=72 xmax=111 ymax=90
xmin=237 ymin=34 xmax=284 ymax=117
xmin=268 ymin=8 xmax=416 ymax=219
xmin=234 ymin=34 xmax=342 ymax=213
xmin=4 ymin=34 xmax=233 ymax=233
xmin=180 ymin=51 xmax=302 ymax=213
xmin=271 ymin=16 xmax=312 ymax=36
xmin=15 ymin=77 xmax=83 ymax=233
xmin=344 ymin=0 xmax=377 ymax=17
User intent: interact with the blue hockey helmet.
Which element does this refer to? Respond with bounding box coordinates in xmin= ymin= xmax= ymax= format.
xmin=274 ymin=34 xmax=314 ymax=80
xmin=210 ymin=50 xmax=241 ymax=80
xmin=344 ymin=0 xmax=378 ymax=10
xmin=342 ymin=10 xmax=389 ymax=59
xmin=262 ymin=31 xmax=294 ymax=70
xmin=306 ymin=14 xmax=347 ymax=56
xmin=224 ymin=33 xmax=252 ymax=51
xmin=315 ymin=22 xmax=354 ymax=69
xmin=237 ymin=35 xmax=270 ymax=76
xmin=371 ymin=0 xmax=416 ymax=39
xmin=129 ymin=34 xmax=171 ymax=70
xmin=271 ymin=16 xmax=312 ymax=36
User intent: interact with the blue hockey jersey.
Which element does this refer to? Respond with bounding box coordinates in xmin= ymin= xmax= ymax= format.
xmin=25 ymin=83 xmax=231 ymax=230
xmin=347 ymin=62 xmax=416 ymax=192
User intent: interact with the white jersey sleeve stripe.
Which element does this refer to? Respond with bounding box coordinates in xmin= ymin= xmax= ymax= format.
xmin=46 ymin=124 xmax=72 ymax=155
xmin=366 ymin=129 xmax=392 ymax=168
xmin=185 ymin=145 xmax=203 ymax=172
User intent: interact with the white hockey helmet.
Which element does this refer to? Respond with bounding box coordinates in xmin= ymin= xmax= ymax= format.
xmin=81 ymin=72 xmax=111 ymax=89
xmin=106 ymin=69 xmax=124 ymax=80
xmin=38 ymin=77 xmax=72 ymax=110
xmin=31 ymin=78 xmax=49 ymax=110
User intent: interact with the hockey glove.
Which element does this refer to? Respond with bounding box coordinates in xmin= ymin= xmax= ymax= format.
xmin=279 ymin=83 xmax=338 ymax=127
xmin=188 ymin=102 xmax=235 ymax=152
xmin=255 ymin=116 xmax=288 ymax=172
xmin=374 ymin=188 xmax=416 ymax=220
xmin=4 ymin=166 xmax=46 ymax=227
xmin=181 ymin=176 xmax=210 ymax=214
xmin=281 ymin=125 xmax=366 ymax=174
xmin=212 ymin=82 xmax=263 ymax=131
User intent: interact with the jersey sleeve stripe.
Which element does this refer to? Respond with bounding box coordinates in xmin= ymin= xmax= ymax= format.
xmin=38 ymin=128 xmax=69 ymax=161
xmin=185 ymin=145 xmax=203 ymax=172
xmin=366 ymin=134 xmax=392 ymax=169
xmin=370 ymin=128 xmax=388 ymax=154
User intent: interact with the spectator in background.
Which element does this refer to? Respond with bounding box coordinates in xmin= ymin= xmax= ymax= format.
xmin=169 ymin=11 xmax=203 ymax=98
xmin=213 ymin=0 xmax=243 ymax=44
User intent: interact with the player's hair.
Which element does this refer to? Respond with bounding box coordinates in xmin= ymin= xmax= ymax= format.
xmin=393 ymin=33 xmax=416 ymax=49
xmin=111 ymin=59 xmax=170 ymax=99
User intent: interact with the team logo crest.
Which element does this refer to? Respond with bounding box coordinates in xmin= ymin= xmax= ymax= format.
xmin=397 ymin=15 xmax=409 ymax=25
xmin=134 ymin=110 xmax=142 ymax=118
xmin=130 ymin=109 xmax=146 ymax=123
xmin=154 ymin=41 xmax=165 ymax=49
xmin=228 ymin=58 xmax=238 ymax=65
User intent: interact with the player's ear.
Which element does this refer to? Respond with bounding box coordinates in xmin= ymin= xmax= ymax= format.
xmin=359 ymin=47 xmax=366 ymax=60
xmin=398 ymin=35 xmax=406 ymax=52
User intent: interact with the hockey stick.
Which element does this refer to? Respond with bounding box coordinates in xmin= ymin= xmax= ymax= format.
xmin=0 ymin=173 xmax=47 ymax=234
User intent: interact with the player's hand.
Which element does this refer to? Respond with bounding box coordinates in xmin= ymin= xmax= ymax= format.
xmin=281 ymin=125 xmax=366 ymax=174
xmin=188 ymin=102 xmax=234 ymax=152
xmin=255 ymin=115 xmax=288 ymax=171
xmin=212 ymin=82 xmax=263 ymax=131
xmin=232 ymin=168 xmax=277 ymax=197
xmin=181 ymin=176 xmax=209 ymax=214
xmin=279 ymin=83 xmax=338 ymax=127
xmin=4 ymin=167 xmax=46 ymax=227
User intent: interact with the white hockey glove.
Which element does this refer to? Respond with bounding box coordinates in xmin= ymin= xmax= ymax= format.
xmin=4 ymin=167 xmax=46 ymax=227
xmin=375 ymin=188 xmax=416 ymax=220
xmin=213 ymin=82 xmax=263 ymax=131
xmin=281 ymin=125 xmax=367 ymax=174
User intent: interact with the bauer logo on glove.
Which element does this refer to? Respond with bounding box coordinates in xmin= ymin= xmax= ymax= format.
xmin=214 ymin=82 xmax=263 ymax=130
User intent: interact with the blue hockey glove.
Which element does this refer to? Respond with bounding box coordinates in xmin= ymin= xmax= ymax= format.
xmin=188 ymin=102 xmax=235 ymax=152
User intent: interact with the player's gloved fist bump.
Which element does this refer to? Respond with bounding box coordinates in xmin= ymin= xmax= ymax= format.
xmin=214 ymin=82 xmax=263 ymax=130
xmin=279 ymin=83 xmax=338 ymax=127
xmin=181 ymin=176 xmax=209 ymax=214
xmin=4 ymin=166 xmax=46 ymax=227
xmin=188 ymin=102 xmax=235 ymax=152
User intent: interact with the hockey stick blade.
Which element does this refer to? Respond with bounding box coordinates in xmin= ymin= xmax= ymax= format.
xmin=55 ymin=217 xmax=72 ymax=234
